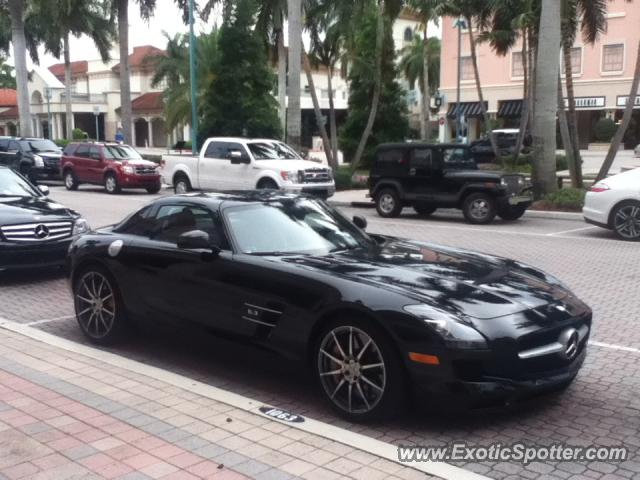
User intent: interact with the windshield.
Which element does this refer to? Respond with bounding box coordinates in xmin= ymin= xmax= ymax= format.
xmin=442 ymin=147 xmax=476 ymax=170
xmin=103 ymin=145 xmax=143 ymax=161
xmin=247 ymin=141 xmax=301 ymax=160
xmin=19 ymin=139 xmax=59 ymax=153
xmin=224 ymin=199 xmax=372 ymax=255
xmin=0 ymin=168 xmax=39 ymax=197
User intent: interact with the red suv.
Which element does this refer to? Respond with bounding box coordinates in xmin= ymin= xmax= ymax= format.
xmin=61 ymin=143 xmax=162 ymax=194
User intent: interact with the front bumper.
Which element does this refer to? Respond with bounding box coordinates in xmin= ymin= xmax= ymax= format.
xmin=33 ymin=166 xmax=62 ymax=179
xmin=283 ymin=183 xmax=336 ymax=198
xmin=119 ymin=175 xmax=162 ymax=189
xmin=0 ymin=238 xmax=71 ymax=271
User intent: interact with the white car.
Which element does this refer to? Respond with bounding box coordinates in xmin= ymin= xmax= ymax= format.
xmin=583 ymin=167 xmax=640 ymax=241
xmin=162 ymin=137 xmax=335 ymax=198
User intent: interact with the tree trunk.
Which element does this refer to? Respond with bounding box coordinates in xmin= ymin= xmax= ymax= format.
xmin=562 ymin=38 xmax=583 ymax=187
xmin=118 ymin=0 xmax=133 ymax=145
xmin=421 ymin=28 xmax=430 ymax=140
xmin=287 ymin=0 xmax=302 ymax=150
xmin=350 ymin=0 xmax=385 ymax=172
xmin=302 ymin=48 xmax=335 ymax=169
xmin=327 ymin=66 xmax=339 ymax=168
xmin=63 ymin=33 xmax=74 ymax=140
xmin=466 ymin=17 xmax=501 ymax=163
xmin=527 ymin=29 xmax=536 ymax=132
xmin=531 ymin=0 xmax=561 ymax=197
xmin=8 ymin=0 xmax=31 ymax=137
xmin=557 ymin=74 xmax=575 ymax=189
xmin=596 ymin=39 xmax=640 ymax=182
xmin=275 ymin=11 xmax=287 ymax=139
xmin=512 ymin=30 xmax=528 ymax=166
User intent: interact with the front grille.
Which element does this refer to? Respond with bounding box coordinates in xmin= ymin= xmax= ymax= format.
xmin=501 ymin=175 xmax=523 ymax=194
xmin=135 ymin=166 xmax=157 ymax=175
xmin=303 ymin=168 xmax=331 ymax=183
xmin=0 ymin=221 xmax=73 ymax=242
xmin=42 ymin=156 xmax=60 ymax=168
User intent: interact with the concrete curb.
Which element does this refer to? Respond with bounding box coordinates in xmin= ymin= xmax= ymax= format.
xmin=328 ymin=200 xmax=584 ymax=220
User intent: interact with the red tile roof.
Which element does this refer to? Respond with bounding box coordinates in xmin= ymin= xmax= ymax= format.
xmin=48 ymin=61 xmax=88 ymax=81
xmin=131 ymin=92 xmax=164 ymax=113
xmin=0 ymin=89 xmax=17 ymax=107
xmin=0 ymin=106 xmax=18 ymax=119
xmin=113 ymin=45 xmax=166 ymax=73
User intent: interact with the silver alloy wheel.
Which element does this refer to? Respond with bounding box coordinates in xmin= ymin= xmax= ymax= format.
xmin=378 ymin=194 xmax=396 ymax=215
xmin=105 ymin=176 xmax=117 ymax=193
xmin=614 ymin=204 xmax=640 ymax=239
xmin=175 ymin=180 xmax=188 ymax=194
xmin=75 ymin=272 xmax=116 ymax=339
xmin=318 ymin=326 xmax=386 ymax=414
xmin=65 ymin=172 xmax=74 ymax=189
xmin=469 ymin=198 xmax=490 ymax=220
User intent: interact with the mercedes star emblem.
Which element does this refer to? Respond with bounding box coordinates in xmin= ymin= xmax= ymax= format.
xmin=34 ymin=224 xmax=50 ymax=239
xmin=559 ymin=328 xmax=580 ymax=361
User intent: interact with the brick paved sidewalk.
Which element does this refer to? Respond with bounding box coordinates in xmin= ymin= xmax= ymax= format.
xmin=0 ymin=329 xmax=430 ymax=480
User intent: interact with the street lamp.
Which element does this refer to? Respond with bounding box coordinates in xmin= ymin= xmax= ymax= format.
xmin=44 ymin=87 xmax=53 ymax=139
xmin=93 ymin=106 xmax=101 ymax=141
xmin=188 ymin=0 xmax=198 ymax=155
xmin=453 ymin=17 xmax=468 ymax=143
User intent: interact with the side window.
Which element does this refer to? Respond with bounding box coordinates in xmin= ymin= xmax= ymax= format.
xmin=225 ymin=142 xmax=249 ymax=160
xmin=376 ymin=149 xmax=407 ymax=175
xmin=8 ymin=141 xmax=19 ymax=152
xmin=203 ymin=141 xmax=225 ymax=159
xmin=410 ymin=149 xmax=432 ymax=170
xmin=154 ymin=205 xmax=229 ymax=248
xmin=116 ymin=206 xmax=156 ymax=236
xmin=0 ymin=139 xmax=8 ymax=152
xmin=63 ymin=144 xmax=77 ymax=156
xmin=89 ymin=146 xmax=102 ymax=161
xmin=75 ymin=145 xmax=89 ymax=158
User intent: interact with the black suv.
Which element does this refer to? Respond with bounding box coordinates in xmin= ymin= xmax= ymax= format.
xmin=369 ymin=143 xmax=533 ymax=224
xmin=0 ymin=137 xmax=63 ymax=182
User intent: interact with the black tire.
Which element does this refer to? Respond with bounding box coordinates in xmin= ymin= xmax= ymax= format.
xmin=64 ymin=170 xmax=79 ymax=191
xmin=314 ymin=316 xmax=406 ymax=422
xmin=413 ymin=203 xmax=437 ymax=217
xmin=257 ymin=178 xmax=279 ymax=190
xmin=73 ymin=265 xmax=128 ymax=345
xmin=497 ymin=205 xmax=527 ymax=221
xmin=146 ymin=184 xmax=162 ymax=194
xmin=611 ymin=200 xmax=640 ymax=241
xmin=462 ymin=192 xmax=497 ymax=224
xmin=104 ymin=173 xmax=121 ymax=194
xmin=174 ymin=175 xmax=191 ymax=194
xmin=375 ymin=188 xmax=402 ymax=218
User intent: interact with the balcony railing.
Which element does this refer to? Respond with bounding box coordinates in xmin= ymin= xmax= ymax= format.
xmin=59 ymin=92 xmax=107 ymax=104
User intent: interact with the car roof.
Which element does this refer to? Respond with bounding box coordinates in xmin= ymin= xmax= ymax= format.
xmin=205 ymin=137 xmax=282 ymax=144
xmin=377 ymin=142 xmax=469 ymax=150
xmin=149 ymin=191 xmax=312 ymax=211
xmin=70 ymin=142 xmax=131 ymax=147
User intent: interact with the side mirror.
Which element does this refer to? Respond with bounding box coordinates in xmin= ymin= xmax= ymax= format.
xmin=38 ymin=185 xmax=50 ymax=196
xmin=352 ymin=215 xmax=367 ymax=230
xmin=229 ymin=150 xmax=249 ymax=164
xmin=177 ymin=230 xmax=221 ymax=256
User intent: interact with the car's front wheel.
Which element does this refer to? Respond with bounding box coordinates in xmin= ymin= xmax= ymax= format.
xmin=73 ymin=267 xmax=127 ymax=345
xmin=104 ymin=173 xmax=121 ymax=194
xmin=612 ymin=201 xmax=640 ymax=241
xmin=375 ymin=188 xmax=402 ymax=218
xmin=462 ymin=192 xmax=497 ymax=224
xmin=64 ymin=170 xmax=79 ymax=191
xmin=497 ymin=204 xmax=527 ymax=221
xmin=315 ymin=318 xmax=405 ymax=421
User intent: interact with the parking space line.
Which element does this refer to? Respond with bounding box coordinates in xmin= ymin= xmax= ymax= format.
xmin=546 ymin=226 xmax=599 ymax=236
xmin=0 ymin=317 xmax=490 ymax=480
xmin=24 ymin=315 xmax=75 ymax=326
xmin=590 ymin=341 xmax=640 ymax=354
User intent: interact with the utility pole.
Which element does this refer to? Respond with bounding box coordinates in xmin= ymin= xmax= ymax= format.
xmin=93 ymin=106 xmax=100 ymax=141
xmin=44 ymin=87 xmax=53 ymax=139
xmin=188 ymin=0 xmax=198 ymax=155
xmin=455 ymin=17 xmax=466 ymax=143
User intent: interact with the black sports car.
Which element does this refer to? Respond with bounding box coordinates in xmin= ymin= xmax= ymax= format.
xmin=68 ymin=192 xmax=591 ymax=421
xmin=0 ymin=166 xmax=90 ymax=271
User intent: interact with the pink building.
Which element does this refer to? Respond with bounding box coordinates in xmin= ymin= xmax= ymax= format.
xmin=437 ymin=0 xmax=640 ymax=148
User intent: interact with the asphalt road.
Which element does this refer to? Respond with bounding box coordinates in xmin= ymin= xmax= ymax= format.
xmin=1 ymin=185 xmax=639 ymax=480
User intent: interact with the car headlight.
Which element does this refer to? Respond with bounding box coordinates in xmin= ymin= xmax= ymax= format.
xmin=122 ymin=165 xmax=135 ymax=174
xmin=280 ymin=170 xmax=301 ymax=183
xmin=403 ymin=304 xmax=488 ymax=350
xmin=33 ymin=155 xmax=44 ymax=168
xmin=72 ymin=218 xmax=91 ymax=236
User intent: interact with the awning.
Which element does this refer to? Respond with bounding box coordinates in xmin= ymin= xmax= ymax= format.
xmin=498 ymin=100 xmax=523 ymax=118
xmin=446 ymin=101 xmax=488 ymax=119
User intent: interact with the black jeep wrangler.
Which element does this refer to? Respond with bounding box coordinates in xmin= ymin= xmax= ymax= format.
xmin=369 ymin=143 xmax=533 ymax=224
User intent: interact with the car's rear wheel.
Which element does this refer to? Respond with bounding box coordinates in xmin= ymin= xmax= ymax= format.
xmin=73 ymin=267 xmax=127 ymax=345
xmin=64 ymin=170 xmax=79 ymax=191
xmin=146 ymin=184 xmax=161 ymax=194
xmin=497 ymin=205 xmax=527 ymax=221
xmin=612 ymin=201 xmax=640 ymax=241
xmin=174 ymin=175 xmax=191 ymax=194
xmin=104 ymin=173 xmax=121 ymax=194
xmin=462 ymin=192 xmax=497 ymax=224
xmin=375 ymin=188 xmax=402 ymax=218
xmin=413 ymin=203 xmax=437 ymax=217
xmin=315 ymin=318 xmax=405 ymax=421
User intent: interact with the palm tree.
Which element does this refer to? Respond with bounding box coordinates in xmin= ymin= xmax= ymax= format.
xmin=36 ymin=0 xmax=113 ymax=140
xmin=399 ymin=34 xmax=440 ymax=139
xmin=287 ymin=0 xmax=303 ymax=150
xmin=531 ymin=0 xmax=561 ymax=196
xmin=0 ymin=55 xmax=15 ymax=88
xmin=596 ymin=40 xmax=640 ymax=182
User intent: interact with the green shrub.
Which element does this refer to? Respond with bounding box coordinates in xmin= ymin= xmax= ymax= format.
xmin=72 ymin=128 xmax=88 ymax=140
xmin=540 ymin=188 xmax=586 ymax=210
xmin=593 ymin=118 xmax=617 ymax=142
xmin=54 ymin=139 xmax=70 ymax=148
xmin=335 ymin=165 xmax=353 ymax=190
xmin=556 ymin=154 xmax=568 ymax=171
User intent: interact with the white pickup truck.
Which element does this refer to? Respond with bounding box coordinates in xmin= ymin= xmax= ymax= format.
xmin=161 ymin=137 xmax=335 ymax=198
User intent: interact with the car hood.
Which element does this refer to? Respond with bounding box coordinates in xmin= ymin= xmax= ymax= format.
xmin=0 ymin=196 xmax=78 ymax=224
xmin=443 ymin=169 xmax=509 ymax=181
xmin=122 ymin=159 xmax=158 ymax=168
xmin=254 ymin=159 xmax=329 ymax=172
xmin=280 ymin=239 xmax=570 ymax=319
